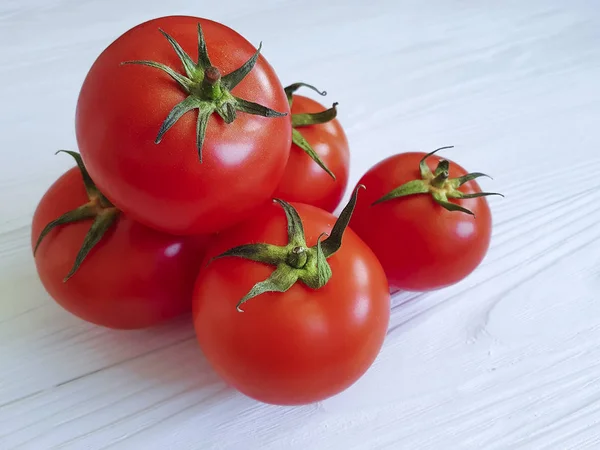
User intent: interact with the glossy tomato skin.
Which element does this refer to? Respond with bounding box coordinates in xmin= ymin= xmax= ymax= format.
xmin=350 ymin=152 xmax=493 ymax=292
xmin=192 ymin=202 xmax=390 ymax=405
xmin=32 ymin=167 xmax=211 ymax=329
xmin=273 ymin=95 xmax=350 ymax=212
xmin=76 ymin=16 xmax=292 ymax=236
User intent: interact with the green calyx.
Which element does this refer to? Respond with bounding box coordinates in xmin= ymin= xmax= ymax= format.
xmin=372 ymin=146 xmax=504 ymax=216
xmin=121 ymin=24 xmax=287 ymax=162
xmin=210 ymin=184 xmax=365 ymax=312
xmin=33 ymin=151 xmax=120 ymax=281
xmin=284 ymin=82 xmax=339 ymax=180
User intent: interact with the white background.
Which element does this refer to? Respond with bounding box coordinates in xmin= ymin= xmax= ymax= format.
xmin=2 ymin=0 xmax=600 ymax=448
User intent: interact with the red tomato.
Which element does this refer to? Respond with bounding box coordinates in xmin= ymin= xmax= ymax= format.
xmin=350 ymin=150 xmax=497 ymax=292
xmin=273 ymin=95 xmax=350 ymax=212
xmin=192 ymin=200 xmax=390 ymax=405
xmin=32 ymin=166 xmax=210 ymax=329
xmin=76 ymin=16 xmax=291 ymax=235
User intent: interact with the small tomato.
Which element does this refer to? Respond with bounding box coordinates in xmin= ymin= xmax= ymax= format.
xmin=32 ymin=151 xmax=210 ymax=329
xmin=273 ymin=83 xmax=350 ymax=212
xmin=350 ymin=147 xmax=502 ymax=292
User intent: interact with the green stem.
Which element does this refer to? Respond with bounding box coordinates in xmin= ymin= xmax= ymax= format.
xmin=284 ymin=82 xmax=327 ymax=105
xmin=431 ymin=170 xmax=449 ymax=188
xmin=63 ymin=208 xmax=120 ymax=282
xmin=292 ymin=103 xmax=338 ymax=128
xmin=34 ymin=151 xmax=121 ymax=281
xmin=286 ymin=246 xmax=308 ymax=269
xmin=121 ymin=23 xmax=287 ymax=161
xmin=291 ymin=129 xmax=336 ymax=180
xmin=372 ymin=146 xmax=502 ymax=216
xmin=200 ymin=66 xmax=223 ymax=99
xmin=209 ymin=185 xmax=366 ymax=310
xmin=34 ymin=202 xmax=98 ymax=254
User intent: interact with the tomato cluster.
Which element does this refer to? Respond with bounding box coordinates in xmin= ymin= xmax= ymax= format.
xmin=32 ymin=16 xmax=501 ymax=405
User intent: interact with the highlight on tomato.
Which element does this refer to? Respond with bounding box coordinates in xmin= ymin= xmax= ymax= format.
xmin=76 ymin=15 xmax=292 ymax=236
xmin=31 ymin=151 xmax=210 ymax=330
xmin=192 ymin=186 xmax=390 ymax=405
xmin=350 ymin=146 xmax=503 ymax=292
xmin=273 ymin=82 xmax=350 ymax=213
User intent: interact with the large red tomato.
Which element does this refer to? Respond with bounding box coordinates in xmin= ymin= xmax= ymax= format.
xmin=350 ymin=148 xmax=501 ymax=292
xmin=76 ymin=16 xmax=292 ymax=235
xmin=273 ymin=84 xmax=350 ymax=212
xmin=32 ymin=152 xmax=210 ymax=329
xmin=192 ymin=188 xmax=390 ymax=405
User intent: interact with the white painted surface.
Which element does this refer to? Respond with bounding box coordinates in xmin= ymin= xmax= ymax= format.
xmin=2 ymin=0 xmax=600 ymax=448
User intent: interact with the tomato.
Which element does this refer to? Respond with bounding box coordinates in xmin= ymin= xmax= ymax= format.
xmin=350 ymin=148 xmax=501 ymax=292
xmin=32 ymin=153 xmax=210 ymax=329
xmin=76 ymin=16 xmax=292 ymax=235
xmin=273 ymin=84 xmax=350 ymax=212
xmin=192 ymin=188 xmax=390 ymax=405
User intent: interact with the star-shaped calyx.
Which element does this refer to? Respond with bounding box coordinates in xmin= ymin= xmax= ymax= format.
xmin=284 ymin=82 xmax=340 ymax=179
xmin=34 ymin=151 xmax=120 ymax=281
xmin=121 ymin=24 xmax=287 ymax=161
xmin=372 ymin=146 xmax=504 ymax=216
xmin=209 ymin=184 xmax=364 ymax=312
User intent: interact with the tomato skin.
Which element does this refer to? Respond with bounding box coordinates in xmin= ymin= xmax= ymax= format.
xmin=273 ymin=95 xmax=350 ymax=212
xmin=31 ymin=167 xmax=210 ymax=329
xmin=350 ymin=152 xmax=493 ymax=292
xmin=76 ymin=16 xmax=292 ymax=235
xmin=192 ymin=202 xmax=390 ymax=405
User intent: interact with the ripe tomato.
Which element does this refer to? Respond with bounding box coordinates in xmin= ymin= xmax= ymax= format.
xmin=350 ymin=148 xmax=501 ymax=292
xmin=273 ymin=84 xmax=350 ymax=212
xmin=76 ymin=15 xmax=291 ymax=235
xmin=192 ymin=189 xmax=390 ymax=405
xmin=32 ymin=153 xmax=210 ymax=330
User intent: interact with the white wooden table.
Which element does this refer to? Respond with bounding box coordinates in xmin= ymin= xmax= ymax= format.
xmin=2 ymin=0 xmax=600 ymax=448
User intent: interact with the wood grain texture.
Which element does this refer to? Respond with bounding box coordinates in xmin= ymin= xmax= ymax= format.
xmin=2 ymin=0 xmax=600 ymax=448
